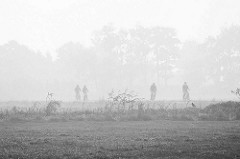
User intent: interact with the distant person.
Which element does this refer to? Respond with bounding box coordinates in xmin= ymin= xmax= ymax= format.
xmin=182 ymin=82 xmax=190 ymax=101
xmin=150 ymin=83 xmax=157 ymax=101
xmin=191 ymin=102 xmax=196 ymax=108
xmin=75 ymin=85 xmax=81 ymax=101
xmin=83 ymin=85 xmax=88 ymax=101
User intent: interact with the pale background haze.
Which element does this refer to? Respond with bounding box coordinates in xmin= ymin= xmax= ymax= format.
xmin=0 ymin=0 xmax=240 ymax=101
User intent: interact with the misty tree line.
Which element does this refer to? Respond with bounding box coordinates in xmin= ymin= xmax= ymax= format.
xmin=0 ymin=24 xmax=240 ymax=100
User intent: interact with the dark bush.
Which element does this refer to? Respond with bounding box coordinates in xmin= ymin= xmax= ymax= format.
xmin=45 ymin=101 xmax=61 ymax=116
xmin=204 ymin=101 xmax=240 ymax=120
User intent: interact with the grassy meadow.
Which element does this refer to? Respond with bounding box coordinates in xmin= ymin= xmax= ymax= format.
xmin=0 ymin=120 xmax=240 ymax=159
xmin=0 ymin=99 xmax=240 ymax=158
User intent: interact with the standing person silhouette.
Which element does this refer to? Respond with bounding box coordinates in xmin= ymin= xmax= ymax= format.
xmin=182 ymin=82 xmax=190 ymax=102
xmin=75 ymin=85 xmax=81 ymax=101
xmin=83 ymin=85 xmax=88 ymax=101
xmin=150 ymin=83 xmax=157 ymax=101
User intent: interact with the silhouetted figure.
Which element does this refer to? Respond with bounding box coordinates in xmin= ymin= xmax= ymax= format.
xmin=192 ymin=102 xmax=196 ymax=108
xmin=83 ymin=85 xmax=88 ymax=101
xmin=150 ymin=83 xmax=157 ymax=101
xmin=75 ymin=85 xmax=81 ymax=101
xmin=182 ymin=82 xmax=190 ymax=101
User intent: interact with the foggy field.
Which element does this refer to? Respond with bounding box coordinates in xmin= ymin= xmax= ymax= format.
xmin=0 ymin=120 xmax=240 ymax=159
xmin=1 ymin=0 xmax=240 ymax=158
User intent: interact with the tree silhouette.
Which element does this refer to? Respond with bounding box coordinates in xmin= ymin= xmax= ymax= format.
xmin=204 ymin=25 xmax=240 ymax=87
xmin=149 ymin=27 xmax=180 ymax=85
xmin=0 ymin=40 xmax=53 ymax=100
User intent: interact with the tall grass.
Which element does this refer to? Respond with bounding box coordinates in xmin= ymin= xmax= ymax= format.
xmin=0 ymin=93 xmax=239 ymax=122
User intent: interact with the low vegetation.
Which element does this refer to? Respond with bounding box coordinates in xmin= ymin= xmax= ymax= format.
xmin=0 ymin=99 xmax=239 ymax=123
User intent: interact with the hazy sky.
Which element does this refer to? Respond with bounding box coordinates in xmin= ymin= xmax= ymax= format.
xmin=1 ymin=0 xmax=240 ymax=57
